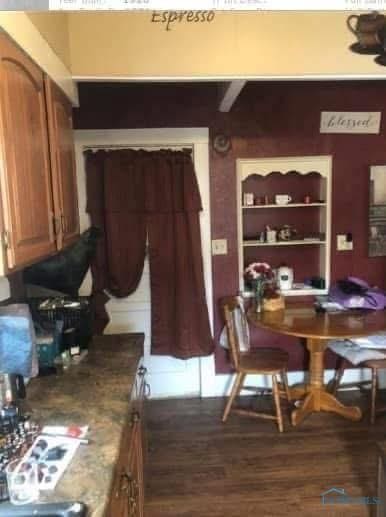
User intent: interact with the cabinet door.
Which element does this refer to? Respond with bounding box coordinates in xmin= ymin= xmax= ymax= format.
xmin=108 ymin=424 xmax=131 ymax=517
xmin=127 ymin=416 xmax=144 ymax=517
xmin=0 ymin=34 xmax=56 ymax=269
xmin=107 ymin=417 xmax=143 ymax=517
xmin=45 ymin=76 xmax=79 ymax=249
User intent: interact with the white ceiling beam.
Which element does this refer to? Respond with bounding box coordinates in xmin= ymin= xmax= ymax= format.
xmin=218 ymin=80 xmax=247 ymax=112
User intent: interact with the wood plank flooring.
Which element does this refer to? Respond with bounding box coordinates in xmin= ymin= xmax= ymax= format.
xmin=145 ymin=392 xmax=386 ymax=517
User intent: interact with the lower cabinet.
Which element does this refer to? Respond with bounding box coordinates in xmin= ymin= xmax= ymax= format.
xmin=107 ymin=366 xmax=147 ymax=517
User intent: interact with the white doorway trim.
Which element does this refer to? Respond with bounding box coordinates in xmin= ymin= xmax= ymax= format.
xmin=74 ymin=128 xmax=214 ymax=398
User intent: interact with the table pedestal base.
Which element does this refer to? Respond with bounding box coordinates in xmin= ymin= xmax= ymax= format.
xmin=291 ymin=389 xmax=362 ymax=426
xmin=289 ymin=338 xmax=362 ymax=426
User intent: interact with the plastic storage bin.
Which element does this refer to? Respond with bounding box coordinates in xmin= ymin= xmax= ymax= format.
xmin=28 ymin=297 xmax=93 ymax=351
xmin=35 ymin=320 xmax=63 ymax=369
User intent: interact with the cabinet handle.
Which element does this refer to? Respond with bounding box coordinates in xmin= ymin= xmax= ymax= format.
xmin=52 ymin=216 xmax=60 ymax=236
xmin=131 ymin=411 xmax=140 ymax=425
xmin=115 ymin=470 xmax=131 ymax=498
xmin=61 ymin=215 xmax=66 ymax=234
xmin=1 ymin=230 xmax=10 ymax=250
xmin=129 ymin=495 xmax=137 ymax=516
xmin=128 ymin=479 xmax=139 ymax=516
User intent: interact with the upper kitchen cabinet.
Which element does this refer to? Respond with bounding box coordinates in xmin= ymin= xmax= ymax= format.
xmin=45 ymin=76 xmax=79 ymax=249
xmin=0 ymin=33 xmax=56 ymax=272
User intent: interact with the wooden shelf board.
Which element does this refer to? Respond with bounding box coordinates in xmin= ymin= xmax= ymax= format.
xmin=242 ymin=203 xmax=326 ymax=209
xmin=243 ymin=287 xmax=328 ymax=297
xmin=243 ymin=240 xmax=326 ymax=247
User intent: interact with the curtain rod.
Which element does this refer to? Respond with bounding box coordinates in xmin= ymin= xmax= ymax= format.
xmin=82 ymin=143 xmax=194 ymax=152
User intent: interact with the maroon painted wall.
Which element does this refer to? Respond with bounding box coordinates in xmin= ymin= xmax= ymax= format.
xmin=74 ymin=81 xmax=386 ymax=373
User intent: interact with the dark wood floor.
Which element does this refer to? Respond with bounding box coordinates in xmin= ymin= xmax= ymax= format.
xmin=145 ymin=391 xmax=386 ymax=517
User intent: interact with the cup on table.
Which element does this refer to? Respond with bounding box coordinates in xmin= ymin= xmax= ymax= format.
xmin=303 ymin=195 xmax=311 ymax=204
xmin=6 ymin=458 xmax=39 ymax=505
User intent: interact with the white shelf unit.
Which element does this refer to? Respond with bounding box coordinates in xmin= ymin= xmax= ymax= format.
xmin=237 ymin=156 xmax=332 ymax=297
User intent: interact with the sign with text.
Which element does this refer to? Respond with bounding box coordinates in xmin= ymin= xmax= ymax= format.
xmin=47 ymin=0 xmax=386 ymax=9
xmin=320 ymin=111 xmax=381 ymax=134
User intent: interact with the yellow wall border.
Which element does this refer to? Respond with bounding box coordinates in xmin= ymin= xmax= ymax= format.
xmin=0 ymin=12 xmax=77 ymax=105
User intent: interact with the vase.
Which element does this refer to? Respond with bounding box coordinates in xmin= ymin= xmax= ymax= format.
xmin=252 ymin=279 xmax=265 ymax=313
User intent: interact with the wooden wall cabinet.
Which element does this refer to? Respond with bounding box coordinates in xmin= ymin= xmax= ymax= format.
xmin=0 ymin=34 xmax=79 ymax=274
xmin=45 ymin=76 xmax=79 ymax=249
xmin=107 ymin=366 xmax=148 ymax=517
xmin=0 ymin=33 xmax=56 ymax=271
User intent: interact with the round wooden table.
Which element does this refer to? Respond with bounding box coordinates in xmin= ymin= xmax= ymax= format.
xmin=248 ymin=304 xmax=386 ymax=426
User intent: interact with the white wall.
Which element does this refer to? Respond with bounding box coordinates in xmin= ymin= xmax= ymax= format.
xmin=0 ymin=278 xmax=10 ymax=301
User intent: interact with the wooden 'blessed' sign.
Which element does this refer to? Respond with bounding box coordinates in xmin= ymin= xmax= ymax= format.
xmin=320 ymin=111 xmax=381 ymax=134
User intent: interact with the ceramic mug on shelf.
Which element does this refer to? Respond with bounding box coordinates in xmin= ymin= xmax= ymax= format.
xmin=243 ymin=193 xmax=254 ymax=206
xmin=275 ymin=194 xmax=292 ymax=205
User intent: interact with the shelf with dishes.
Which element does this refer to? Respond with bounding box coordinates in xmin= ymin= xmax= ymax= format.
xmin=237 ymin=155 xmax=332 ymax=296
xmin=242 ymin=202 xmax=326 ymax=209
xmin=243 ymin=239 xmax=326 ymax=247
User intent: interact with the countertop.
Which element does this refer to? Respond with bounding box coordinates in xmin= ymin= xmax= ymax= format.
xmin=20 ymin=333 xmax=144 ymax=516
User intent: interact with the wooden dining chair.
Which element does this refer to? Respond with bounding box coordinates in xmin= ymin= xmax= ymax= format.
xmin=220 ymin=295 xmax=291 ymax=433
xmin=330 ymin=355 xmax=386 ymax=424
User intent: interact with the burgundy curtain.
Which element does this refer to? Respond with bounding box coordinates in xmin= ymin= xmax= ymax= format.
xmin=85 ymin=149 xmax=214 ymax=359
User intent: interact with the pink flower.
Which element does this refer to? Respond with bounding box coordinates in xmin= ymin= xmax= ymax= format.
xmin=244 ymin=262 xmax=273 ymax=281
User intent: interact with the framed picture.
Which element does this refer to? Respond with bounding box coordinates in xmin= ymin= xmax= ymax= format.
xmin=369 ymin=166 xmax=386 ymax=257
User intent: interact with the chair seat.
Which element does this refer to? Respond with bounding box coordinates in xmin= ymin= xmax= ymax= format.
xmin=238 ymin=348 xmax=288 ymax=374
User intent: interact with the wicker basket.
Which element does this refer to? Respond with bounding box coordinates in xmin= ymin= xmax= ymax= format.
xmin=263 ymin=295 xmax=285 ymax=312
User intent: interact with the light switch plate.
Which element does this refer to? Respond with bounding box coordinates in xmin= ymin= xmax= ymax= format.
xmin=212 ymin=239 xmax=228 ymax=255
xmin=337 ymin=234 xmax=353 ymax=251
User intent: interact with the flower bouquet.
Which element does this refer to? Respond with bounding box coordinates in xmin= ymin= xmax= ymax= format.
xmin=244 ymin=262 xmax=275 ymax=313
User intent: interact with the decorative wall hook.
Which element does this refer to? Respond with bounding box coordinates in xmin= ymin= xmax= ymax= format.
xmin=212 ymin=134 xmax=232 ymax=155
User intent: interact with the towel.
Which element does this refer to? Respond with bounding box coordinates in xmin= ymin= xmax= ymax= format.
xmin=0 ymin=304 xmax=37 ymax=378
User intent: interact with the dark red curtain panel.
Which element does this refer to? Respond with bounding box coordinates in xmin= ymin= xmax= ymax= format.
xmin=85 ymin=149 xmax=214 ymax=358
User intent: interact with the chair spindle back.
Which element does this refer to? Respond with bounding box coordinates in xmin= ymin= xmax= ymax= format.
xmin=221 ymin=296 xmax=250 ymax=370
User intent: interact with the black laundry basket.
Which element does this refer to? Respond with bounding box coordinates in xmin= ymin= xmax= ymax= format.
xmin=28 ymin=296 xmax=93 ymax=351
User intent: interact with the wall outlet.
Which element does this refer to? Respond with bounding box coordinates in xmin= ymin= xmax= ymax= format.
xmin=337 ymin=234 xmax=353 ymax=251
xmin=212 ymin=239 xmax=228 ymax=255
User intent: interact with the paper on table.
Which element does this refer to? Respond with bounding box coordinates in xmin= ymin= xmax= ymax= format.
xmin=20 ymin=434 xmax=81 ymax=490
xmin=349 ymin=332 xmax=386 ymax=349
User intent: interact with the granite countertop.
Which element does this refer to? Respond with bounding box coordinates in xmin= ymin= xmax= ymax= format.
xmin=21 ymin=333 xmax=144 ymax=516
